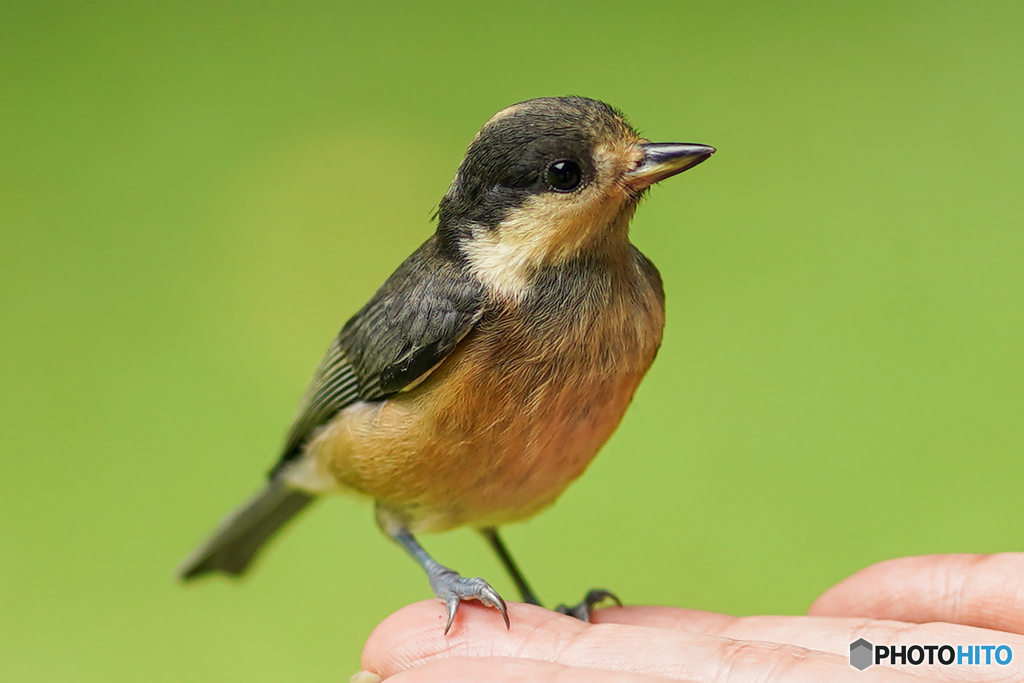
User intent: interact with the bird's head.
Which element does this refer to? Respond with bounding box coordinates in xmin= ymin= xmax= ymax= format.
xmin=436 ymin=97 xmax=713 ymax=296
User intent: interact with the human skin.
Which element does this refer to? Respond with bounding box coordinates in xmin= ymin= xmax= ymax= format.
xmin=357 ymin=554 xmax=1024 ymax=682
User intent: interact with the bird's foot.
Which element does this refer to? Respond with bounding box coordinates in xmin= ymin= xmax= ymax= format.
xmin=429 ymin=568 xmax=509 ymax=634
xmin=555 ymin=588 xmax=622 ymax=622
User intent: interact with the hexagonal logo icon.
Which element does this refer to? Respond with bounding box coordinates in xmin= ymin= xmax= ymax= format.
xmin=850 ymin=638 xmax=873 ymax=670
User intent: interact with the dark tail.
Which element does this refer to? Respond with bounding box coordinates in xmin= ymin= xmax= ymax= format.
xmin=177 ymin=479 xmax=316 ymax=581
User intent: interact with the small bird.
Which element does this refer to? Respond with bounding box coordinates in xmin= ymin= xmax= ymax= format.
xmin=179 ymin=96 xmax=714 ymax=632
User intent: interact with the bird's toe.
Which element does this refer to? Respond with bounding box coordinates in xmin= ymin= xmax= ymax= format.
xmin=555 ymin=588 xmax=622 ymax=622
xmin=429 ymin=570 xmax=509 ymax=633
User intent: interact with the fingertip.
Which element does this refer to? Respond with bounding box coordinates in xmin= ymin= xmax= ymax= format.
xmin=360 ymin=601 xmax=585 ymax=677
xmin=807 ymin=553 xmax=1024 ymax=631
xmin=350 ymin=672 xmax=382 ymax=683
xmin=360 ymin=601 xmax=448 ymax=674
xmin=811 ymin=555 xmax=922 ymax=616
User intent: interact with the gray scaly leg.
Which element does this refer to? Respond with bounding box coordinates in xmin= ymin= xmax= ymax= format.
xmin=377 ymin=505 xmax=508 ymax=634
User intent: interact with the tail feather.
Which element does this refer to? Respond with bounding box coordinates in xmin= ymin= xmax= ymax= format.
xmin=178 ymin=479 xmax=316 ymax=581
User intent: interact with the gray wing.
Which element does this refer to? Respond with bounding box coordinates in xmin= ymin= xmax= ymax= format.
xmin=270 ymin=236 xmax=484 ymax=476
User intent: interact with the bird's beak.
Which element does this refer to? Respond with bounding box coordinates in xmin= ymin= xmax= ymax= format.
xmin=626 ymin=143 xmax=716 ymax=191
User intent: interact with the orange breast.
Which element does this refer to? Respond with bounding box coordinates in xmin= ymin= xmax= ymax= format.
xmin=312 ymin=253 xmax=665 ymax=532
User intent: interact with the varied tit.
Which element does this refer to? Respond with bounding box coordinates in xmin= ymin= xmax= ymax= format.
xmin=178 ymin=96 xmax=714 ymax=633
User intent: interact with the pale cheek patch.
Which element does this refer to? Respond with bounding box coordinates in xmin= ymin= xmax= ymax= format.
xmin=462 ymin=188 xmax=633 ymax=299
xmin=461 ymin=228 xmax=534 ymax=299
xmin=461 ymin=132 xmax=644 ymax=299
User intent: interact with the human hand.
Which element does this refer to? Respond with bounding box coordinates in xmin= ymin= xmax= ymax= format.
xmin=355 ymin=554 xmax=1024 ymax=681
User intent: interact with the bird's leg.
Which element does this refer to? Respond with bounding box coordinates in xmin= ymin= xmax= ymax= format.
xmin=479 ymin=526 xmax=542 ymax=606
xmin=376 ymin=504 xmax=508 ymax=634
xmin=480 ymin=526 xmax=621 ymax=622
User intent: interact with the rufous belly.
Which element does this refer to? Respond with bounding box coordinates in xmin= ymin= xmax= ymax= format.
xmin=309 ymin=309 xmax=659 ymax=532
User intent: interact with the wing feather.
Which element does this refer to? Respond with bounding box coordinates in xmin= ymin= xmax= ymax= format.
xmin=270 ymin=236 xmax=483 ymax=476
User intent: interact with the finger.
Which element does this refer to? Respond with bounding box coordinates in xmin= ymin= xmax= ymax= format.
xmin=592 ymin=606 xmax=736 ymax=632
xmin=361 ymin=601 xmax=924 ymax=682
xmin=810 ymin=554 xmax=1024 ymax=634
xmin=596 ymin=607 xmax=1024 ymax=682
xmin=382 ymin=657 xmax=682 ymax=683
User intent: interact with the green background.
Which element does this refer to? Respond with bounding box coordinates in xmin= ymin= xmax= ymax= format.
xmin=3 ymin=1 xmax=1023 ymax=680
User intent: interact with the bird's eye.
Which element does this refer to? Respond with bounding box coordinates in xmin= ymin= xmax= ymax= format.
xmin=546 ymin=160 xmax=583 ymax=192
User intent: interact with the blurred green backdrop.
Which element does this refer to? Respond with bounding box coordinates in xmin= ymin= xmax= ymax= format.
xmin=3 ymin=1 xmax=1023 ymax=680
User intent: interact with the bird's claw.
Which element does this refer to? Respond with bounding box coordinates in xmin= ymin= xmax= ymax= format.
xmin=430 ymin=569 xmax=509 ymax=634
xmin=555 ymin=588 xmax=622 ymax=622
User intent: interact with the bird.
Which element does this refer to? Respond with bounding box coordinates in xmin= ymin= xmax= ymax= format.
xmin=178 ymin=96 xmax=714 ymax=633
